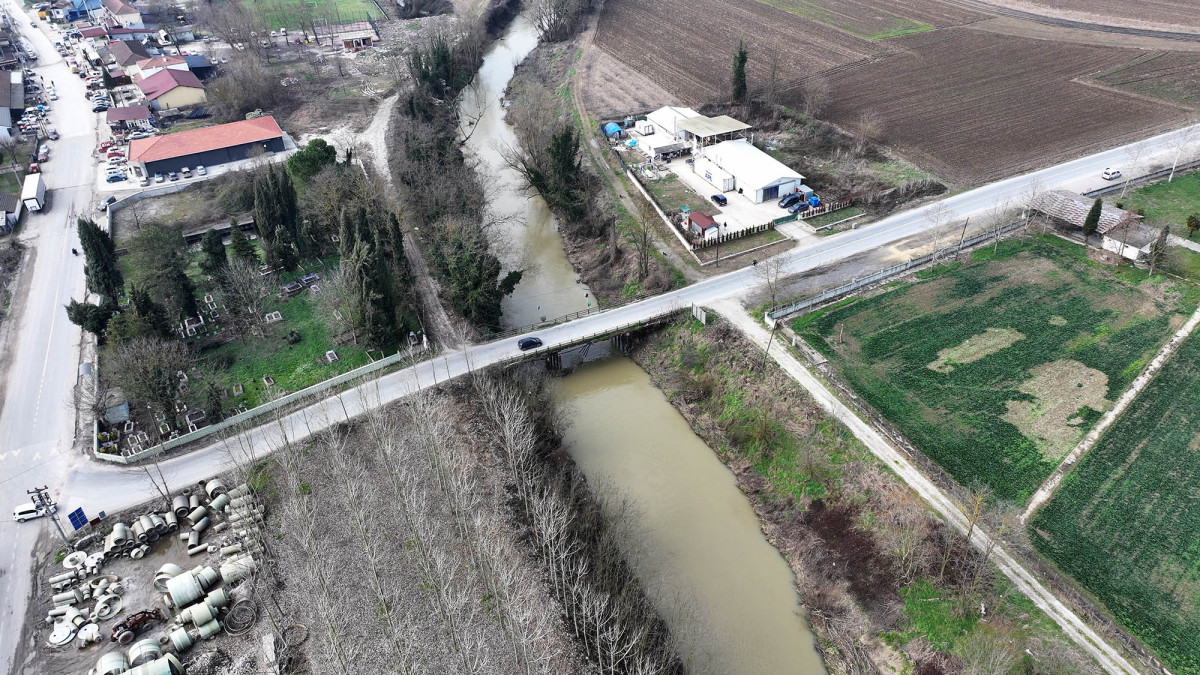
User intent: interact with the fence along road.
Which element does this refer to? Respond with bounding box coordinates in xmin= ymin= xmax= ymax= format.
xmin=40 ymin=119 xmax=1200 ymax=674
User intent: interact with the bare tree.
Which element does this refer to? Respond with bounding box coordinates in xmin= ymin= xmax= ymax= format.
xmin=1168 ymin=125 xmax=1200 ymax=183
xmin=531 ymin=0 xmax=587 ymax=42
xmin=762 ymin=42 xmax=782 ymax=116
xmin=631 ymin=194 xmax=657 ymax=281
xmin=800 ymin=76 xmax=829 ymax=121
xmin=958 ymin=626 xmax=1021 ymax=675
xmin=754 ymin=256 xmax=786 ymax=308
xmin=107 ymin=337 xmax=192 ymax=425
xmin=222 ymin=257 xmax=274 ymax=340
xmin=854 ymin=109 xmax=883 ymax=156
xmin=1120 ymin=140 xmax=1151 ymax=198
xmin=923 ymin=202 xmax=957 ymax=263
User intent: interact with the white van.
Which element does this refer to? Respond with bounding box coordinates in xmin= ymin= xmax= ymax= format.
xmin=13 ymin=502 xmax=53 ymax=522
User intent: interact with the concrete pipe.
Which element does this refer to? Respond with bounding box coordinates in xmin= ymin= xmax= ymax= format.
xmin=196 ymin=566 xmax=220 ymax=590
xmin=204 ymin=587 xmax=230 ymax=609
xmin=183 ymin=601 xmax=214 ymax=627
xmin=96 ymin=650 xmax=130 ymax=675
xmin=129 ymin=546 xmax=147 ymax=560
xmin=178 ymin=531 xmax=190 ymax=542
xmin=48 ymin=606 xmax=70 ymax=617
xmin=151 ymin=514 xmax=167 ymax=534
xmin=52 ymin=589 xmax=83 ymax=606
xmin=165 ymin=573 xmax=203 ymax=608
xmin=130 ymin=521 xmax=145 ymax=544
xmin=218 ymin=556 xmax=256 ymax=584
xmin=209 ymin=494 xmax=230 ymax=511
xmin=92 ymin=579 xmax=111 ymax=597
xmin=226 ymin=484 xmax=249 ymax=499
xmin=138 ymin=515 xmax=155 ymax=536
xmin=163 ymin=512 xmax=178 ymax=532
xmin=205 ymin=478 xmax=227 ymax=498
xmin=168 ymin=627 xmax=193 ymax=653
xmin=128 ymin=638 xmax=162 ymax=667
xmin=48 ymin=570 xmax=78 ymax=585
xmin=219 ymin=544 xmax=243 ymax=556
xmin=171 ymin=496 xmax=189 ymax=518
xmin=196 ymin=619 xmax=221 ymax=640
xmin=188 ymin=495 xmax=200 ymax=510
xmin=187 ymin=531 xmax=199 ymax=548
xmin=211 ymin=522 xmax=229 ymax=533
xmin=185 ymin=506 xmax=207 ymax=527
xmin=145 ymin=530 xmax=160 ymax=544
xmin=192 ymin=517 xmax=210 ymax=534
xmin=153 ymin=564 xmax=183 ymax=592
xmin=124 ymin=539 xmax=137 ymax=550
xmin=112 ymin=523 xmax=130 ymax=547
xmin=186 ymin=544 xmax=208 ymax=557
xmin=228 ymin=495 xmax=256 ymax=510
xmin=126 ymin=653 xmax=183 ymax=675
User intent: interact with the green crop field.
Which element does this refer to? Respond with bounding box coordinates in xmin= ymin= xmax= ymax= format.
xmin=1031 ymin=331 xmax=1200 ymax=675
xmin=794 ymin=236 xmax=1196 ymax=501
xmin=245 ymin=0 xmax=380 ymax=31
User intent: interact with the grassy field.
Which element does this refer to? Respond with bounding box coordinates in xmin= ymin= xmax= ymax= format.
xmin=1116 ymin=169 xmax=1200 ymax=231
xmin=245 ymin=0 xmax=380 ymax=31
xmin=642 ymin=173 xmax=716 ymax=216
xmin=794 ymin=236 xmax=1196 ymax=501
xmin=1031 ymin=330 xmax=1200 ymax=675
xmin=755 ymin=0 xmax=933 ymax=40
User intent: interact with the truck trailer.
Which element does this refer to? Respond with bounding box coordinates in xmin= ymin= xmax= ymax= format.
xmin=22 ymin=173 xmax=46 ymax=211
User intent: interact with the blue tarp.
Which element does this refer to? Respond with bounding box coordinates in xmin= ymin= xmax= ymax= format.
xmin=603 ymin=122 xmax=622 ymax=137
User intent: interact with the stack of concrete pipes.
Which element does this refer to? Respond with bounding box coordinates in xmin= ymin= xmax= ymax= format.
xmin=93 ymin=648 xmax=185 ymax=675
xmin=101 ymin=508 xmax=180 ymax=563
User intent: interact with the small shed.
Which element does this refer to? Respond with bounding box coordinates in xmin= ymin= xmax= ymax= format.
xmin=688 ymin=211 xmax=721 ymax=241
xmin=1101 ymin=221 xmax=1158 ymax=261
xmin=0 ymin=192 xmax=21 ymax=233
xmin=603 ymin=121 xmax=623 ymax=138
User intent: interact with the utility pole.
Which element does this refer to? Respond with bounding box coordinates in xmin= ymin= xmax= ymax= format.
xmin=27 ymin=486 xmax=71 ymax=549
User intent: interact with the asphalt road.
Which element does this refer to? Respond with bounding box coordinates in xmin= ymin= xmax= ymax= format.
xmin=0 ymin=4 xmax=101 ymax=672
xmin=2 ymin=18 xmax=1199 ymax=672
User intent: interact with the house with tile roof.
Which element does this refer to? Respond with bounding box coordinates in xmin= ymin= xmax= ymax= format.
xmin=136 ymin=69 xmax=206 ymax=110
xmin=128 ymin=116 xmax=286 ymax=176
xmin=132 ymin=54 xmax=188 ymax=78
xmin=100 ymin=0 xmax=142 ymax=27
xmin=108 ymin=39 xmax=152 ymax=68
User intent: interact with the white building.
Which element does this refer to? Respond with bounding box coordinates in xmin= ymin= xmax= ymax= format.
xmin=646 ymin=106 xmax=701 ymax=140
xmin=704 ymin=139 xmax=804 ymax=204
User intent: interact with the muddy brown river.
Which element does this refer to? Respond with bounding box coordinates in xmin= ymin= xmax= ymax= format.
xmin=461 ymin=16 xmax=825 ymax=674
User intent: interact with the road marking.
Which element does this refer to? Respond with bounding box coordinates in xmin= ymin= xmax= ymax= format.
xmin=33 ymin=238 xmax=66 ymax=427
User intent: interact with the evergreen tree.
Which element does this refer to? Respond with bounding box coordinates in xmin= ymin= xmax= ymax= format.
xmin=65 ymin=299 xmax=114 ymax=336
xmin=338 ymin=207 xmax=358 ymax=259
xmin=1082 ymin=198 xmax=1102 ymax=244
xmin=130 ymin=285 xmax=174 ymax=339
xmin=1188 ymin=214 xmax=1199 ymax=240
xmin=228 ymin=224 xmax=258 ymax=262
xmin=101 ymin=68 xmax=116 ymax=90
xmin=127 ymin=227 xmax=197 ymax=320
xmin=200 ymin=229 xmax=228 ymax=280
xmin=286 ymin=137 xmax=337 ymax=184
xmin=77 ymin=217 xmax=123 ymax=303
xmin=731 ymin=40 xmax=748 ymax=104
xmin=1149 ymin=226 xmax=1169 ymax=276
xmin=253 ymin=170 xmax=280 ymax=261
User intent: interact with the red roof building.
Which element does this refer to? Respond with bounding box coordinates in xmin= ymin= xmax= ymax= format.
xmin=128 ymin=117 xmax=287 ymax=175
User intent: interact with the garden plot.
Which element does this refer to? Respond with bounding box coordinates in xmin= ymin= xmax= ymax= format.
xmin=794 ymin=237 xmax=1196 ymax=501
xmin=1031 ymin=330 xmax=1200 ymax=675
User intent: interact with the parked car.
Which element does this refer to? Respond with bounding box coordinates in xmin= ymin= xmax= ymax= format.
xmin=97 ymin=195 xmax=116 ymax=211
xmin=48 ymin=92 xmax=57 ymax=101
xmin=180 ymin=166 xmax=191 ymax=178
xmin=91 ymin=104 xmax=109 ymax=113
xmin=517 ymin=337 xmax=543 ymax=351
xmin=787 ymin=200 xmax=809 ymax=214
xmin=778 ymin=194 xmax=801 ymax=209
xmin=710 ymin=194 xmax=728 ymax=206
xmin=1102 ymin=167 xmax=1122 ymax=181
xmin=154 ymin=173 xmax=165 ymax=183
xmin=107 ymin=157 xmax=125 ymax=165
xmin=195 ymin=165 xmax=207 ymax=176
xmin=106 ymin=172 xmax=127 ymax=183
xmin=13 ymin=502 xmax=56 ymax=523
xmin=37 ymin=151 xmax=48 ymax=162
xmin=129 ymin=132 xmax=152 ymax=140
xmin=139 ymin=177 xmax=151 ymax=186
xmin=168 ymin=171 xmax=178 ymax=181
xmin=47 ymin=129 xmax=58 ymax=140
xmin=99 ymin=141 xmax=113 ymax=151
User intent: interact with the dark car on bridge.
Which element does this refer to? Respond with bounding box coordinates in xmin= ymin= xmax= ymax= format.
xmin=517 ymin=337 xmax=543 ymax=351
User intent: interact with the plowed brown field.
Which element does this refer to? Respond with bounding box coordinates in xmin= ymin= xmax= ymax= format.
xmin=1090 ymin=51 xmax=1200 ymax=108
xmin=993 ymin=0 xmax=1200 ymax=31
xmin=594 ymin=0 xmax=877 ymax=103
xmin=810 ymin=28 xmax=1189 ymax=182
xmin=760 ymin=0 xmax=984 ymax=39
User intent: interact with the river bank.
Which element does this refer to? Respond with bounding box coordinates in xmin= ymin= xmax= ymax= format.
xmin=630 ymin=314 xmax=1103 ymax=674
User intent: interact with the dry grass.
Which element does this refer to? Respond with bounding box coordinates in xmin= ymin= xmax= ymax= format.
xmin=1003 ymin=359 xmax=1111 ymax=462
xmin=927 ymin=327 xmax=1025 ymax=373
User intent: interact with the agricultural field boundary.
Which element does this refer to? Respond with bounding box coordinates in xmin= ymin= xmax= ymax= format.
xmin=1023 ymin=301 xmax=1200 ymax=520
xmin=717 ymin=299 xmax=1143 ymax=675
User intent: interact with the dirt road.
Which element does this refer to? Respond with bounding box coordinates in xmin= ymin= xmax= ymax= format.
xmin=714 ymin=299 xmax=1143 ymax=675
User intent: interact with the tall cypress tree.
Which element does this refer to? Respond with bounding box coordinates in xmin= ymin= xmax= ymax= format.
xmin=1082 ymin=198 xmax=1102 ymax=244
xmin=200 ymin=229 xmax=228 ymax=280
xmin=278 ymin=168 xmax=300 ymax=255
xmin=731 ymin=40 xmax=748 ymax=104
xmin=130 ymin=284 xmax=174 ymax=339
xmin=77 ymin=217 xmax=123 ymax=303
xmin=65 ymin=299 xmax=114 ymax=336
xmin=228 ymin=225 xmax=258 ymax=262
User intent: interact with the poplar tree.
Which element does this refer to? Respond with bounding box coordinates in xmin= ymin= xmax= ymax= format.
xmin=731 ymin=40 xmax=748 ymax=105
xmin=1082 ymin=198 xmax=1102 ymax=244
xmin=77 ymin=217 xmax=123 ymax=303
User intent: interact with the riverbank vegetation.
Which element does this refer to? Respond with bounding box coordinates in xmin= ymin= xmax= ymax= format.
xmin=505 ymin=40 xmax=681 ymax=305
xmin=256 ymin=369 xmax=680 ymax=673
xmin=632 ymin=316 xmax=1100 ymax=674
xmin=388 ymin=27 xmax=525 ymax=333
xmin=1031 ymin=329 xmax=1200 ymax=675
xmin=792 ymin=235 xmax=1197 ymax=502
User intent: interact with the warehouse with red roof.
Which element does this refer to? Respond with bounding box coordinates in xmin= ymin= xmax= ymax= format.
xmin=128 ymin=117 xmax=286 ymax=176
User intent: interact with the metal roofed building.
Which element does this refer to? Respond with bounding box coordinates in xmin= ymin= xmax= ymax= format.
xmin=677 ymin=115 xmax=751 ymax=148
xmin=646 ymin=106 xmax=702 ymax=140
xmin=128 ymin=116 xmax=285 ymax=176
xmin=704 ymin=139 xmax=804 ymax=204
